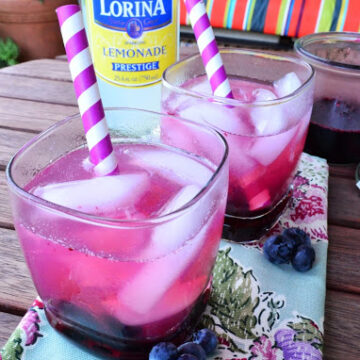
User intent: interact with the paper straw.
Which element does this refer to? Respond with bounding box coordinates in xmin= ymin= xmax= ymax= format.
xmin=56 ymin=5 xmax=118 ymax=176
xmin=184 ymin=0 xmax=233 ymax=99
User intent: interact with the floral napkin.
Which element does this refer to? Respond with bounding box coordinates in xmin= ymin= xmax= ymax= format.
xmin=1 ymin=152 xmax=328 ymax=360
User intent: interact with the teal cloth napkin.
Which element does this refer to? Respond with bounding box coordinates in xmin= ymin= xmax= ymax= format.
xmin=1 ymin=153 xmax=328 ymax=360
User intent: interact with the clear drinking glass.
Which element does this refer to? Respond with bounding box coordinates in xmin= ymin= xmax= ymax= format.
xmin=295 ymin=32 xmax=360 ymax=163
xmin=6 ymin=108 xmax=229 ymax=359
xmin=162 ymin=49 xmax=314 ymax=242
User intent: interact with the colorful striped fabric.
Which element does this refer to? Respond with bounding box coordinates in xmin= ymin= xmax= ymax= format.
xmin=180 ymin=0 xmax=360 ymax=38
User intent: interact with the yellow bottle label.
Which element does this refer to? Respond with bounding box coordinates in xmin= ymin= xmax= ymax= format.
xmin=84 ymin=0 xmax=178 ymax=88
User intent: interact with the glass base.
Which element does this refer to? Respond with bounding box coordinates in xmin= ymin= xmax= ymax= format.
xmin=44 ymin=287 xmax=210 ymax=359
xmin=223 ymin=188 xmax=293 ymax=243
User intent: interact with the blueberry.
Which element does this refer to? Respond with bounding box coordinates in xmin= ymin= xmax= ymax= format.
xmin=291 ymin=245 xmax=316 ymax=272
xmin=263 ymin=235 xmax=296 ymax=264
xmin=177 ymin=355 xmax=198 ymax=360
xmin=193 ymin=328 xmax=218 ymax=355
xmin=178 ymin=342 xmax=207 ymax=360
xmin=149 ymin=342 xmax=178 ymax=360
xmin=282 ymin=228 xmax=311 ymax=248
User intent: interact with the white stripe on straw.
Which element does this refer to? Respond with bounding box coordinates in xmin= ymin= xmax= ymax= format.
xmin=86 ymin=118 xmax=109 ymax=150
xmin=61 ymin=12 xmax=84 ymax=44
xmin=69 ymin=48 xmax=93 ymax=80
xmin=57 ymin=5 xmax=118 ymax=176
xmin=184 ymin=0 xmax=233 ymax=98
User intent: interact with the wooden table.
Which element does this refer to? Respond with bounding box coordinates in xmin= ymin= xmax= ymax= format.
xmin=0 ymin=47 xmax=360 ymax=359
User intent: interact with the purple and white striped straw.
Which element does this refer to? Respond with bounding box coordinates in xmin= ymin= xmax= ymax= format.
xmin=184 ymin=0 xmax=233 ymax=99
xmin=56 ymin=5 xmax=118 ymax=176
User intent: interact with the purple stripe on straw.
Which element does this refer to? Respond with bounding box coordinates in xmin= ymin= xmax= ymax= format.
xmin=56 ymin=5 xmax=80 ymax=27
xmin=89 ymin=135 xmax=114 ymax=163
xmin=209 ymin=66 xmax=228 ymax=90
xmin=193 ymin=13 xmax=211 ymax=37
xmin=185 ymin=0 xmax=202 ymax=11
xmin=73 ymin=65 xmax=97 ymax=98
xmin=65 ymin=30 xmax=88 ymax=62
xmin=225 ymin=90 xmax=234 ymax=98
xmin=184 ymin=0 xmax=233 ymax=99
xmin=57 ymin=4 xmax=118 ymax=175
xmin=201 ymin=39 xmax=220 ymax=66
xmin=107 ymin=168 xmax=118 ymax=176
xmin=82 ymin=100 xmax=105 ymax=133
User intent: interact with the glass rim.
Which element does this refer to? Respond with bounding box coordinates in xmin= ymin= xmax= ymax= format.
xmin=294 ymin=31 xmax=360 ymax=73
xmin=162 ymin=47 xmax=315 ymax=107
xmin=6 ymin=107 xmax=229 ymax=228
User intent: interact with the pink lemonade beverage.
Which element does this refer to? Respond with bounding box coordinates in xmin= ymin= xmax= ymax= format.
xmin=162 ymin=49 xmax=314 ymax=242
xmin=6 ymin=109 xmax=228 ymax=359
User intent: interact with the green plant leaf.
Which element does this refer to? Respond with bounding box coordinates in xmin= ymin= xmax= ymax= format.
xmin=0 ymin=327 xmax=24 ymax=360
xmin=287 ymin=315 xmax=323 ymax=352
xmin=0 ymin=38 xmax=19 ymax=68
xmin=210 ymin=248 xmax=259 ymax=340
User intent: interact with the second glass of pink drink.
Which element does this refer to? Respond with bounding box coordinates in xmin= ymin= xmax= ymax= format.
xmin=162 ymin=49 xmax=314 ymax=242
xmin=6 ymin=108 xmax=229 ymax=358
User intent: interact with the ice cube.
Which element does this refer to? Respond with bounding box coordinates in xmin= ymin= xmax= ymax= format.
xmin=163 ymin=95 xmax=200 ymax=120
xmin=248 ymin=188 xmax=271 ymax=211
xmin=33 ymin=172 xmax=149 ymax=215
xmin=117 ymin=207 xmax=214 ymax=323
xmin=139 ymin=184 xmax=202 ymax=260
xmin=176 ymin=101 xmax=208 ymax=125
xmin=176 ymin=100 xmax=253 ymax=136
xmin=250 ymin=88 xmax=285 ymax=136
xmin=232 ymin=86 xmax=250 ymax=102
xmin=274 ymin=72 xmax=302 ymax=98
xmin=250 ymin=105 xmax=285 ymax=136
xmin=252 ymin=88 xmax=277 ymax=102
xmin=226 ymin=134 xmax=256 ymax=176
xmin=163 ymin=77 xmax=212 ymax=121
xmin=186 ymin=77 xmax=212 ymax=95
xmin=248 ymin=125 xmax=298 ymax=166
xmin=158 ymin=184 xmax=201 ymax=215
xmin=128 ymin=148 xmax=213 ymax=187
xmin=205 ymin=103 xmax=253 ymax=135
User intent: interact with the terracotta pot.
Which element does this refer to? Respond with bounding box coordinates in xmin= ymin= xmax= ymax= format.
xmin=0 ymin=0 xmax=78 ymax=61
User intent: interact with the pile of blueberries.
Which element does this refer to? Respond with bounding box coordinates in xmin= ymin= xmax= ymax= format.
xmin=263 ymin=228 xmax=316 ymax=272
xmin=149 ymin=329 xmax=217 ymax=360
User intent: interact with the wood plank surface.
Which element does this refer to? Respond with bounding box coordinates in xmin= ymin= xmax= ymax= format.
xmin=0 ymin=228 xmax=37 ymax=315
xmin=0 ymin=59 xmax=72 ymax=82
xmin=0 ymin=292 xmax=359 ymax=360
xmin=13 ymin=47 xmax=292 ymax=83
xmin=0 ymin=128 xmax=35 ymax=170
xmin=329 ymin=163 xmax=357 ymax=180
xmin=0 ymin=289 xmax=359 ymax=360
xmin=0 ymin=74 xmax=76 ymax=106
xmin=0 ymin=167 xmax=360 ymax=293
xmin=0 ymin=213 xmax=359 ymax=314
xmin=0 ymin=312 xmax=22 ymax=348
xmin=0 ymin=51 xmax=359 ymax=358
xmin=328 ymin=176 xmax=360 ymax=229
xmin=0 ymin=224 xmax=358 ymax=358
xmin=0 ymin=98 xmax=77 ymax=133
xmin=0 ymin=235 xmax=355 ymax=353
xmin=324 ymin=290 xmax=360 ymax=359
xmin=0 ymin=171 xmax=12 ymax=229
xmin=327 ymin=226 xmax=360 ymax=294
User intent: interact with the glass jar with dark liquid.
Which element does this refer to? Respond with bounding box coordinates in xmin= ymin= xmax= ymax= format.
xmin=295 ymin=32 xmax=360 ymax=164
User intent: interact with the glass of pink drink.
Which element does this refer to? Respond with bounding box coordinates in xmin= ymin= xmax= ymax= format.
xmin=162 ymin=49 xmax=314 ymax=242
xmin=6 ymin=108 xmax=228 ymax=359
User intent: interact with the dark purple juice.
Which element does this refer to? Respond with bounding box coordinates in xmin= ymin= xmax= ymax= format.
xmin=223 ymin=188 xmax=293 ymax=242
xmin=305 ymin=98 xmax=360 ymax=163
xmin=45 ymin=288 xmax=209 ymax=359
